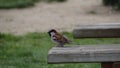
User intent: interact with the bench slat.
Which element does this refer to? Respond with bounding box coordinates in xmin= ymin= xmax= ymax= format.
xmin=48 ymin=44 xmax=120 ymax=64
xmin=73 ymin=24 xmax=120 ymax=38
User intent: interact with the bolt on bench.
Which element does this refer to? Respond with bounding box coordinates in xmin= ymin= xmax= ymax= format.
xmin=48 ymin=23 xmax=120 ymax=68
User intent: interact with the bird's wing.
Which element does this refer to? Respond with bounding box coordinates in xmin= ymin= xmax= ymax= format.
xmin=63 ymin=35 xmax=71 ymax=43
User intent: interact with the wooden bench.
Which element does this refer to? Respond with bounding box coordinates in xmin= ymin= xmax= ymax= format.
xmin=73 ymin=23 xmax=120 ymax=38
xmin=48 ymin=23 xmax=120 ymax=68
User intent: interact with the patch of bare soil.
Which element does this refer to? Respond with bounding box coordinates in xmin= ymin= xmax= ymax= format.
xmin=0 ymin=0 xmax=120 ymax=35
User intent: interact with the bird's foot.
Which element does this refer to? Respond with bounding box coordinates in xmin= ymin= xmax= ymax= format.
xmin=55 ymin=45 xmax=64 ymax=47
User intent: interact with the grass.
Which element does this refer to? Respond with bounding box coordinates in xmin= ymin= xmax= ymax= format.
xmin=102 ymin=0 xmax=120 ymax=10
xmin=0 ymin=32 xmax=120 ymax=68
xmin=0 ymin=0 xmax=39 ymax=9
xmin=0 ymin=0 xmax=66 ymax=9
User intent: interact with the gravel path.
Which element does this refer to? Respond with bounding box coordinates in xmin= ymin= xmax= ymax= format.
xmin=0 ymin=0 xmax=120 ymax=35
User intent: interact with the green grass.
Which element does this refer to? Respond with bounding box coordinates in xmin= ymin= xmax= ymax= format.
xmin=0 ymin=0 xmax=66 ymax=9
xmin=0 ymin=32 xmax=120 ymax=68
xmin=102 ymin=0 xmax=120 ymax=10
xmin=0 ymin=0 xmax=40 ymax=9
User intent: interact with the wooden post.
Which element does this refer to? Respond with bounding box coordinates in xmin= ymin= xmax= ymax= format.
xmin=101 ymin=62 xmax=120 ymax=68
xmin=101 ymin=62 xmax=113 ymax=68
xmin=113 ymin=62 xmax=120 ymax=68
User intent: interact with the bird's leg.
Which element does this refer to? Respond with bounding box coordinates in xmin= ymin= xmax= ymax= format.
xmin=55 ymin=44 xmax=64 ymax=47
xmin=59 ymin=44 xmax=64 ymax=47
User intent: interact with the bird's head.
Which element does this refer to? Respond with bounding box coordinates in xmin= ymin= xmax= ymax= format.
xmin=48 ymin=29 xmax=57 ymax=36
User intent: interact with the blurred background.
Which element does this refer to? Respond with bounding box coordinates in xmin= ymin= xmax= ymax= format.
xmin=0 ymin=0 xmax=120 ymax=68
xmin=0 ymin=0 xmax=120 ymax=34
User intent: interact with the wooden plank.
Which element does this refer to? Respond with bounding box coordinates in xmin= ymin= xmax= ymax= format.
xmin=73 ymin=24 xmax=120 ymax=38
xmin=48 ymin=44 xmax=120 ymax=64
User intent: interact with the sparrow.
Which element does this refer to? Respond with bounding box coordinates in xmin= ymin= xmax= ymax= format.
xmin=48 ymin=29 xmax=71 ymax=47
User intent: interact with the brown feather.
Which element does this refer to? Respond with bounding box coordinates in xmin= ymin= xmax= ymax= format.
xmin=53 ymin=33 xmax=68 ymax=43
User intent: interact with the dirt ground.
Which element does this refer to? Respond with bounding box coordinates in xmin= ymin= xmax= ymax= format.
xmin=0 ymin=0 xmax=120 ymax=35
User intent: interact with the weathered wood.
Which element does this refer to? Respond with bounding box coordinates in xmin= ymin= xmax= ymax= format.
xmin=113 ymin=62 xmax=120 ymax=68
xmin=48 ymin=44 xmax=120 ymax=64
xmin=73 ymin=24 xmax=120 ymax=38
xmin=101 ymin=62 xmax=120 ymax=68
xmin=101 ymin=62 xmax=113 ymax=68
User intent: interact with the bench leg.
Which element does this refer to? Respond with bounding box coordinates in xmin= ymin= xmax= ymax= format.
xmin=113 ymin=62 xmax=120 ymax=68
xmin=101 ymin=62 xmax=113 ymax=68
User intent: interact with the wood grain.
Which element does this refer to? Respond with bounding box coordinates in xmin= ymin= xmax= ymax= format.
xmin=73 ymin=24 xmax=120 ymax=38
xmin=48 ymin=44 xmax=120 ymax=64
